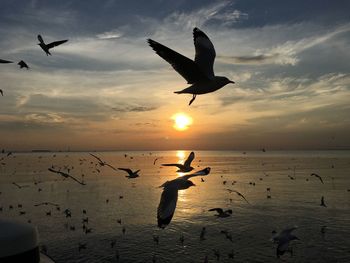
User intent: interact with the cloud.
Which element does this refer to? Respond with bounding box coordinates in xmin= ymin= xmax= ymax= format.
xmin=96 ymin=29 xmax=124 ymax=40
xmin=111 ymin=105 xmax=158 ymax=112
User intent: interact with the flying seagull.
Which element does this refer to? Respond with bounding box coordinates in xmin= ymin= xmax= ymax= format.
xmin=310 ymin=173 xmax=324 ymax=184
xmin=89 ymin=153 xmax=118 ymax=171
xmin=118 ymin=168 xmax=140 ymax=179
xmin=271 ymin=226 xmax=299 ymax=258
xmin=37 ymin=34 xmax=68 ymax=56
xmin=226 ymin=189 xmax=250 ymax=204
xmin=18 ymin=60 xmax=29 ymax=69
xmin=162 ymin=151 xmax=195 ymax=173
xmin=148 ymin=28 xmax=234 ymax=105
xmin=208 ymin=208 xmax=232 ymax=218
xmin=34 ymin=202 xmax=60 ymax=207
xmin=157 ymin=167 xmax=211 ymax=228
xmin=48 ymin=167 xmax=85 ymax=185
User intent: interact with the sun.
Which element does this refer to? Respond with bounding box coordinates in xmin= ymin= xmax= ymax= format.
xmin=171 ymin=113 xmax=193 ymax=131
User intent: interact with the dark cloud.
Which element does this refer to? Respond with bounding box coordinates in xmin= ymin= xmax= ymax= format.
xmin=217 ymin=54 xmax=279 ymax=65
xmin=111 ymin=105 xmax=158 ymax=113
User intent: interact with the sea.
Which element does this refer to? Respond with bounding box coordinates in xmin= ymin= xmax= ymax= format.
xmin=0 ymin=150 xmax=349 ymax=262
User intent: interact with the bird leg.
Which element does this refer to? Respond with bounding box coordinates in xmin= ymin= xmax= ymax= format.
xmin=189 ymin=94 xmax=196 ymax=106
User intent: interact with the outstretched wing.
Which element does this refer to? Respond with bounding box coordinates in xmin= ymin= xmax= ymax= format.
xmin=208 ymin=208 xmax=223 ymax=214
xmin=184 ymin=151 xmax=195 ymax=167
xmin=161 ymin=163 xmax=182 ymax=169
xmin=280 ymin=226 xmax=297 ymax=236
xmin=193 ymin=28 xmax=216 ymax=79
xmin=157 ymin=186 xmax=178 ymax=228
xmin=89 ymin=153 xmax=103 ymax=163
xmin=0 ymin=59 xmax=13 ymax=63
xmin=118 ymin=168 xmax=133 ymax=175
xmin=37 ymin=35 xmax=44 ymax=44
xmin=148 ymin=39 xmax=208 ymax=84
xmin=47 ymin=39 xmax=68 ymax=49
xmin=227 ymin=189 xmax=250 ymax=204
xmin=180 ymin=167 xmax=211 ymax=180
xmin=105 ymin=163 xmax=118 ymax=171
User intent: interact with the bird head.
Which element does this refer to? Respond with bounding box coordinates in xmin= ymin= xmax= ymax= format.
xmin=223 ymin=76 xmax=235 ymax=84
xmin=186 ymin=180 xmax=196 ymax=188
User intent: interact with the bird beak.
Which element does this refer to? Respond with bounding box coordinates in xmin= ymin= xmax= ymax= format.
xmin=229 ymin=80 xmax=235 ymax=84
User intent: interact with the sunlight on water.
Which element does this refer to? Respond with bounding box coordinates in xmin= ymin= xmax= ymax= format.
xmin=0 ymin=150 xmax=349 ymax=262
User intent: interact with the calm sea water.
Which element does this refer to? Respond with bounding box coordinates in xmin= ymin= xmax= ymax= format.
xmin=0 ymin=150 xmax=350 ymax=262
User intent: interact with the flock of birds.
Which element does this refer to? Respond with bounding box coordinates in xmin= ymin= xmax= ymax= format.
xmin=1 ymin=28 xmax=234 ymax=105
xmin=0 ymin=27 xmax=349 ymax=261
xmin=1 ymin=148 xmax=345 ymax=262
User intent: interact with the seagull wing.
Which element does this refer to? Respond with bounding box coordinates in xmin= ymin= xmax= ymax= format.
xmin=157 ymin=186 xmax=178 ymax=228
xmin=68 ymin=175 xmax=86 ymax=185
xmin=0 ymin=59 xmax=14 ymax=63
xmin=184 ymin=151 xmax=195 ymax=167
xmin=280 ymin=226 xmax=297 ymax=236
xmin=105 ymin=163 xmax=118 ymax=171
xmin=181 ymin=167 xmax=211 ymax=180
xmin=46 ymin=39 xmax=68 ymax=49
xmin=193 ymin=28 xmax=216 ymax=79
xmin=226 ymin=189 xmax=250 ymax=204
xmin=317 ymin=175 xmax=324 ymax=184
xmin=161 ymin=163 xmax=183 ymax=169
xmin=208 ymin=208 xmax=224 ymax=214
xmin=89 ymin=153 xmax=103 ymax=163
xmin=37 ymin=35 xmax=44 ymax=44
xmin=118 ymin=168 xmax=133 ymax=175
xmin=148 ymin=39 xmax=208 ymax=84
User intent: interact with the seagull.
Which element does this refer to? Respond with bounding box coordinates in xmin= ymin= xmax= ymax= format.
xmin=12 ymin=182 xmax=30 ymax=189
xmin=118 ymin=168 xmax=140 ymax=179
xmin=18 ymin=60 xmax=29 ymax=69
xmin=157 ymin=167 xmax=211 ymax=228
xmin=0 ymin=59 xmax=13 ymax=63
xmin=208 ymin=208 xmax=232 ymax=218
xmin=310 ymin=173 xmax=324 ymax=184
xmin=162 ymin=151 xmax=195 ymax=173
xmin=48 ymin=167 xmax=86 ymax=185
xmin=148 ymin=28 xmax=234 ymax=105
xmin=226 ymin=189 xmax=250 ymax=204
xmin=320 ymin=196 xmax=327 ymax=207
xmin=37 ymin=34 xmax=68 ymax=56
xmin=271 ymin=226 xmax=299 ymax=258
xmin=89 ymin=153 xmax=118 ymax=171
xmin=34 ymin=202 xmax=59 ymax=207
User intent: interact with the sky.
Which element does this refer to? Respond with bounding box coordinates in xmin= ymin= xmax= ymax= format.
xmin=0 ymin=0 xmax=349 ymax=151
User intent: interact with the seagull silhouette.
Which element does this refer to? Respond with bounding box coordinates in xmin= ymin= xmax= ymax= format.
xmin=271 ymin=226 xmax=299 ymax=258
xmin=48 ymin=168 xmax=85 ymax=185
xmin=118 ymin=168 xmax=140 ymax=179
xmin=208 ymin=208 xmax=232 ymax=217
xmin=162 ymin=151 xmax=195 ymax=173
xmin=226 ymin=189 xmax=250 ymax=204
xmin=18 ymin=60 xmax=29 ymax=69
xmin=37 ymin=34 xmax=68 ymax=56
xmin=157 ymin=167 xmax=211 ymax=228
xmin=89 ymin=153 xmax=118 ymax=171
xmin=310 ymin=173 xmax=324 ymax=184
xmin=148 ymin=28 xmax=234 ymax=105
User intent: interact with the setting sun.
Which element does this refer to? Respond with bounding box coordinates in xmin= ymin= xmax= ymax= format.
xmin=171 ymin=113 xmax=193 ymax=131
